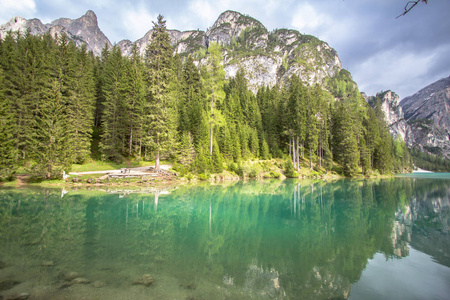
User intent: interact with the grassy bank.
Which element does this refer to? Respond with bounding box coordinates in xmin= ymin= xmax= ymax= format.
xmin=2 ymin=157 xmax=398 ymax=189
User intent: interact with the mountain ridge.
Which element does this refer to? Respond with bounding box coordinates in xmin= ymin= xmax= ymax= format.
xmin=401 ymin=76 xmax=450 ymax=159
xmin=0 ymin=10 xmax=342 ymax=92
xmin=366 ymin=76 xmax=450 ymax=161
xmin=0 ymin=10 xmax=112 ymax=56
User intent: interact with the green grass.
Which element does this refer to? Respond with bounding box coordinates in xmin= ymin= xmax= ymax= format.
xmin=70 ymin=159 xmax=158 ymax=173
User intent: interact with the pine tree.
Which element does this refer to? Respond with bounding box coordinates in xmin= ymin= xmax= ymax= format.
xmin=0 ymin=68 xmax=16 ymax=180
xmin=363 ymin=105 xmax=380 ymax=169
xmin=372 ymin=97 xmax=393 ymax=174
xmin=144 ymin=15 xmax=178 ymax=171
xmin=125 ymin=44 xmax=146 ymax=157
xmin=260 ymin=137 xmax=270 ymax=160
xmin=31 ymin=79 xmax=71 ymax=178
xmin=286 ymin=75 xmax=307 ymax=170
xmin=13 ymin=32 xmax=46 ymax=163
xmin=332 ymin=102 xmax=359 ymax=176
xmin=201 ymin=42 xmax=226 ymax=157
xmin=179 ymin=131 xmax=195 ymax=166
xmin=99 ymin=45 xmax=127 ymax=162
xmin=64 ymin=42 xmax=96 ymax=164
xmin=211 ymin=138 xmax=223 ymax=173
xmin=183 ymin=55 xmax=203 ymax=145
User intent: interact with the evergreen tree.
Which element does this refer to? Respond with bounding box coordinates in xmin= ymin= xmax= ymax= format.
xmin=201 ymin=42 xmax=226 ymax=157
xmin=125 ymin=44 xmax=146 ymax=157
xmin=363 ymin=106 xmax=380 ymax=169
xmin=286 ymin=75 xmax=307 ymax=170
xmin=30 ymin=79 xmax=71 ymax=178
xmin=372 ymin=98 xmax=393 ymax=174
xmin=99 ymin=45 xmax=127 ymax=162
xmin=179 ymin=131 xmax=195 ymax=166
xmin=0 ymin=68 xmax=16 ymax=180
xmin=211 ymin=138 xmax=223 ymax=173
xmin=332 ymin=102 xmax=359 ymax=176
xmin=144 ymin=15 xmax=178 ymax=171
xmin=183 ymin=56 xmax=203 ymax=144
xmin=64 ymin=42 xmax=96 ymax=163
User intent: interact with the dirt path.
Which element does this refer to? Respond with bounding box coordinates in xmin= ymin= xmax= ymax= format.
xmin=14 ymin=174 xmax=30 ymax=186
xmin=69 ymin=164 xmax=171 ymax=176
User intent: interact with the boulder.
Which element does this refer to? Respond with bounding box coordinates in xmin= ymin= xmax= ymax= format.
xmin=70 ymin=278 xmax=90 ymax=285
xmin=132 ymin=274 xmax=153 ymax=286
xmin=63 ymin=272 xmax=80 ymax=281
xmin=92 ymin=281 xmax=106 ymax=288
xmin=0 ymin=280 xmax=20 ymax=291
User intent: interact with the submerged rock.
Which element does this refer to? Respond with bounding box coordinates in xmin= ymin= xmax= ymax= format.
xmin=0 ymin=261 xmax=6 ymax=269
xmin=132 ymin=274 xmax=153 ymax=286
xmin=0 ymin=280 xmax=20 ymax=291
xmin=92 ymin=280 xmax=106 ymax=288
xmin=63 ymin=272 xmax=80 ymax=281
xmin=70 ymin=278 xmax=90 ymax=285
xmin=5 ymin=293 xmax=30 ymax=300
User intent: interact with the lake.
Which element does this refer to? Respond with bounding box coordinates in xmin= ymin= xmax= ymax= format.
xmin=0 ymin=176 xmax=449 ymax=299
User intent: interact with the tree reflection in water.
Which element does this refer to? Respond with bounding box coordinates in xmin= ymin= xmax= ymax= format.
xmin=0 ymin=177 xmax=448 ymax=299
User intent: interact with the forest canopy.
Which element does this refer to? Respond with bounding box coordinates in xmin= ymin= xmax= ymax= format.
xmin=0 ymin=16 xmax=411 ymax=180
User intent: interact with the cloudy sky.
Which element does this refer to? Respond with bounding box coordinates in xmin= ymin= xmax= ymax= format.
xmin=1 ymin=0 xmax=449 ymax=99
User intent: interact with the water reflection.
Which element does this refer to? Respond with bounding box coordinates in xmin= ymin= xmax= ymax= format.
xmin=0 ymin=178 xmax=449 ymax=299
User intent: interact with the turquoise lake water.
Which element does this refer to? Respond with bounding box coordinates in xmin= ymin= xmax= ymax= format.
xmin=0 ymin=176 xmax=449 ymax=299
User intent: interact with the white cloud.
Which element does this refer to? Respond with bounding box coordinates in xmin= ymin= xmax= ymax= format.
xmin=0 ymin=0 xmax=36 ymax=11
xmin=187 ymin=0 xmax=218 ymax=30
xmin=291 ymin=2 xmax=329 ymax=33
xmin=121 ymin=8 xmax=157 ymax=41
xmin=352 ymin=48 xmax=436 ymax=98
xmin=0 ymin=0 xmax=36 ymax=23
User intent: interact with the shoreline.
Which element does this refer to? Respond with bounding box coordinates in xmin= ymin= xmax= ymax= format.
xmin=0 ymin=172 xmax=401 ymax=191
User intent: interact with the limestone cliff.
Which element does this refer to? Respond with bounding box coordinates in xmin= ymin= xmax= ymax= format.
xmin=366 ymin=91 xmax=414 ymax=146
xmin=0 ymin=10 xmax=112 ymax=56
xmin=118 ymin=10 xmax=343 ymax=92
xmin=366 ymin=77 xmax=450 ymax=160
xmin=401 ymin=76 xmax=450 ymax=159
xmin=0 ymin=10 xmax=342 ymax=92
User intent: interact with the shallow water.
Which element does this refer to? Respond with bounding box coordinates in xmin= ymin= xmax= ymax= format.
xmin=0 ymin=177 xmax=449 ymax=299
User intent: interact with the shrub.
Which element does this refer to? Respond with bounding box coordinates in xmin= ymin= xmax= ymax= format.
xmin=198 ymin=173 xmax=209 ymax=181
xmin=270 ymin=171 xmax=281 ymax=178
xmin=284 ymin=159 xmax=297 ymax=178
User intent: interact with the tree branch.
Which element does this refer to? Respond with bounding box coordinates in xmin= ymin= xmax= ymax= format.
xmin=396 ymin=0 xmax=428 ymax=19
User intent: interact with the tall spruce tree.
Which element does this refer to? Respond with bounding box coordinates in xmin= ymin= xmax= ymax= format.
xmin=125 ymin=44 xmax=146 ymax=157
xmin=201 ymin=42 xmax=226 ymax=157
xmin=99 ymin=45 xmax=128 ymax=162
xmin=183 ymin=56 xmax=204 ymax=147
xmin=31 ymin=78 xmax=71 ymax=178
xmin=64 ymin=42 xmax=96 ymax=164
xmin=144 ymin=15 xmax=178 ymax=171
xmin=332 ymin=101 xmax=359 ymax=176
xmin=0 ymin=68 xmax=16 ymax=180
xmin=286 ymin=75 xmax=307 ymax=171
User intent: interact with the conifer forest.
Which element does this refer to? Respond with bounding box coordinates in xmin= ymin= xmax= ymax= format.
xmin=0 ymin=16 xmax=412 ymax=180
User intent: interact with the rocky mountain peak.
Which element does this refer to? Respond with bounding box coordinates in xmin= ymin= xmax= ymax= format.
xmin=401 ymin=76 xmax=450 ymax=126
xmin=71 ymin=10 xmax=99 ymax=29
xmin=0 ymin=16 xmax=27 ymax=39
xmin=400 ymin=76 xmax=450 ymax=159
xmin=367 ymin=90 xmax=413 ymax=145
xmin=0 ymin=10 xmax=111 ymax=56
xmin=84 ymin=10 xmax=97 ymax=23
xmin=206 ymin=10 xmax=267 ymax=47
xmin=0 ymin=9 xmax=342 ymax=92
